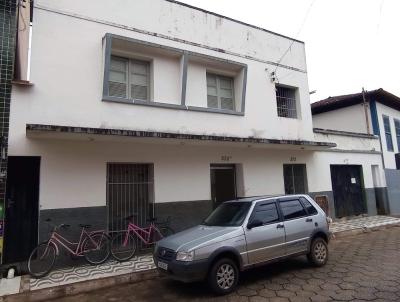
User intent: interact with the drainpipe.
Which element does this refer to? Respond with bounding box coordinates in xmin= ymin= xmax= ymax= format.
xmin=362 ymin=88 xmax=371 ymax=135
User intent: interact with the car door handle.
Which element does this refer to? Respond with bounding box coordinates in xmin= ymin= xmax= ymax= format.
xmin=276 ymin=224 xmax=284 ymax=229
xmin=306 ymin=218 xmax=313 ymax=222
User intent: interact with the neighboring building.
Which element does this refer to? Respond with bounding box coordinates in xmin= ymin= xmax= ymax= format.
xmin=312 ymin=88 xmax=400 ymax=216
xmin=3 ymin=0 xmax=385 ymax=265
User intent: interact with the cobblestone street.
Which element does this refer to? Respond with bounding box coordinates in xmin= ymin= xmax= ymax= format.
xmin=51 ymin=227 xmax=400 ymax=302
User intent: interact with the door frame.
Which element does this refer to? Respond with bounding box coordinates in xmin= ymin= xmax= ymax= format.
xmin=210 ymin=164 xmax=237 ymax=205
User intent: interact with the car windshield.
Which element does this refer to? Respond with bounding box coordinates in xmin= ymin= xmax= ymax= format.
xmin=202 ymin=202 xmax=251 ymax=227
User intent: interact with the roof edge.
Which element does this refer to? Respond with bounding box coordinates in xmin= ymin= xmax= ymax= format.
xmin=165 ymin=0 xmax=304 ymax=44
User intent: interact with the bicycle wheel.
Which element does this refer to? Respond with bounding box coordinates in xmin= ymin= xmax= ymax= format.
xmin=83 ymin=233 xmax=110 ymax=265
xmin=110 ymin=233 xmax=137 ymax=262
xmin=159 ymin=226 xmax=174 ymax=237
xmin=28 ymin=242 xmax=57 ymax=278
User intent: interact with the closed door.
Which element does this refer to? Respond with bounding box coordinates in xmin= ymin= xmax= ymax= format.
xmin=4 ymin=157 xmax=40 ymax=263
xmin=330 ymin=165 xmax=366 ymax=218
xmin=210 ymin=164 xmax=236 ymax=205
xmin=244 ymin=201 xmax=285 ymax=264
xmin=279 ymin=198 xmax=313 ymax=255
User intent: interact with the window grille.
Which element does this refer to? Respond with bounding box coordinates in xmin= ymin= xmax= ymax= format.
xmin=207 ymin=73 xmax=235 ymax=110
xmin=283 ymin=164 xmax=308 ymax=194
xmin=276 ymin=86 xmax=297 ymax=118
xmin=383 ymin=115 xmax=394 ymax=152
xmin=109 ymin=56 xmax=150 ymax=101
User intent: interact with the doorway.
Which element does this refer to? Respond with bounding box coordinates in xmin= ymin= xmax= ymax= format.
xmin=4 ymin=156 xmax=40 ymax=264
xmin=330 ymin=165 xmax=366 ymax=218
xmin=210 ymin=164 xmax=237 ymax=206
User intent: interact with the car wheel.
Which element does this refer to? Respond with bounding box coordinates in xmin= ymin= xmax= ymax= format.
xmin=208 ymin=258 xmax=239 ymax=295
xmin=307 ymin=237 xmax=328 ymax=267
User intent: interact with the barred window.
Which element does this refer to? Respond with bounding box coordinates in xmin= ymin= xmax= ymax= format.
xmin=276 ymin=86 xmax=297 ymax=118
xmin=383 ymin=115 xmax=394 ymax=152
xmin=109 ymin=56 xmax=150 ymax=101
xmin=207 ymin=73 xmax=235 ymax=110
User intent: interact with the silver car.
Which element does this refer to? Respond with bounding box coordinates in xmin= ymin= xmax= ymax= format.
xmin=153 ymin=194 xmax=330 ymax=294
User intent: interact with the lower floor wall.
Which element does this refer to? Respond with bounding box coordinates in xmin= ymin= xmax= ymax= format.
xmin=3 ymin=138 xmax=387 ymax=265
xmin=385 ymin=169 xmax=400 ymax=215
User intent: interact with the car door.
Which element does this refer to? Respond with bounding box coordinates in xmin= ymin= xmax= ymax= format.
xmin=244 ymin=200 xmax=286 ymax=265
xmin=278 ymin=197 xmax=315 ymax=255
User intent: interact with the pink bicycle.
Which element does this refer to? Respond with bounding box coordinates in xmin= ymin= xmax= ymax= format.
xmin=28 ymin=219 xmax=110 ymax=278
xmin=110 ymin=215 xmax=174 ymax=261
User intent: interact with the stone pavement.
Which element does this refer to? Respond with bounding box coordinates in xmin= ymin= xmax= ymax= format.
xmin=50 ymin=226 xmax=400 ymax=302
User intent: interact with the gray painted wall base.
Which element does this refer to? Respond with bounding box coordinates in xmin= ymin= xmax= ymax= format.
xmin=385 ymin=169 xmax=400 ymax=215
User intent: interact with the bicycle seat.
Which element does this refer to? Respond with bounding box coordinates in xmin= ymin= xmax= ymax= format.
xmin=79 ymin=224 xmax=91 ymax=229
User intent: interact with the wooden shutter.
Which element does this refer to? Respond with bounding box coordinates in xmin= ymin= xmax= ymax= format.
xmin=109 ymin=56 xmax=128 ymax=98
xmin=130 ymin=60 xmax=149 ymax=100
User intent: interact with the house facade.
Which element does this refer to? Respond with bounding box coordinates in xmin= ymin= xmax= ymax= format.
xmin=312 ymin=88 xmax=400 ymax=216
xmin=3 ymin=0 xmax=386 ymax=265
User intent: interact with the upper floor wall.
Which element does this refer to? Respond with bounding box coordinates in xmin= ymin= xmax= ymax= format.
xmin=10 ymin=0 xmax=315 ymax=144
xmin=312 ymin=104 xmax=372 ymax=134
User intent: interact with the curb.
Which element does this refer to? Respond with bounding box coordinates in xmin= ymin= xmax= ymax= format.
xmin=1 ymin=269 xmax=159 ymax=302
xmin=332 ymin=222 xmax=400 ymax=239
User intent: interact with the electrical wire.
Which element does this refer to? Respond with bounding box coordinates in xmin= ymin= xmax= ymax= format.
xmin=274 ymin=0 xmax=317 ymax=74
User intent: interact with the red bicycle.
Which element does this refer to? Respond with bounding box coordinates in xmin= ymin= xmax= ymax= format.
xmin=28 ymin=219 xmax=110 ymax=278
xmin=110 ymin=215 xmax=174 ymax=261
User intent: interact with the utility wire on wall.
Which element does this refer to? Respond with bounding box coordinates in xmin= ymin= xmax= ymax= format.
xmin=272 ymin=0 xmax=317 ymax=83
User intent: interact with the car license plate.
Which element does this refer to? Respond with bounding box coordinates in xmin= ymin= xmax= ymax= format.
xmin=158 ymin=261 xmax=168 ymax=270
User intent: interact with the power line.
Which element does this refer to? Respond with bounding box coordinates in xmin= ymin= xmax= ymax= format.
xmin=274 ymin=0 xmax=317 ymax=74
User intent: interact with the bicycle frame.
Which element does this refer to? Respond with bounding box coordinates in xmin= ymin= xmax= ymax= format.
xmin=123 ymin=222 xmax=163 ymax=246
xmin=47 ymin=228 xmax=106 ymax=256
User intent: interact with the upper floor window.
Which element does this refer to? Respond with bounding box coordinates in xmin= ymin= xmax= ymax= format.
xmin=395 ymin=119 xmax=400 ymax=152
xmin=383 ymin=115 xmax=394 ymax=152
xmin=276 ymin=85 xmax=297 ymax=118
xmin=109 ymin=56 xmax=150 ymax=101
xmin=206 ymin=73 xmax=235 ymax=110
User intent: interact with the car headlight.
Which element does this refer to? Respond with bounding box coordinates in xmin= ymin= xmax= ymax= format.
xmin=176 ymin=250 xmax=194 ymax=262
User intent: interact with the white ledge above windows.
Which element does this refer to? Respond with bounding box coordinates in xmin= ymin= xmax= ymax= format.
xmin=102 ymin=33 xmax=247 ymax=116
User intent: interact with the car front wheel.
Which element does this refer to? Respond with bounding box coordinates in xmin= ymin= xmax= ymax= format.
xmin=307 ymin=237 xmax=328 ymax=266
xmin=208 ymin=258 xmax=239 ymax=295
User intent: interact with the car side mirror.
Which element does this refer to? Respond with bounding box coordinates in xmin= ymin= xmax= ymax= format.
xmin=247 ymin=219 xmax=263 ymax=229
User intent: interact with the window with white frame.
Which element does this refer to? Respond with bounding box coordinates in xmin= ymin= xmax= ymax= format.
xmin=276 ymin=85 xmax=297 ymax=118
xmin=108 ymin=56 xmax=150 ymax=101
xmin=395 ymin=119 xmax=400 ymax=151
xmin=206 ymin=73 xmax=235 ymax=110
xmin=383 ymin=115 xmax=394 ymax=152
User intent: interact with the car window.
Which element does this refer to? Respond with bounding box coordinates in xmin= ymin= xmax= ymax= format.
xmin=279 ymin=199 xmax=307 ymax=220
xmin=300 ymin=197 xmax=318 ymax=215
xmin=252 ymin=202 xmax=280 ymax=225
xmin=203 ymin=202 xmax=251 ymax=227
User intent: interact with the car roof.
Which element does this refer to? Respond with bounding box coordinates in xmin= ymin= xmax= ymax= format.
xmin=225 ymin=194 xmax=309 ymax=203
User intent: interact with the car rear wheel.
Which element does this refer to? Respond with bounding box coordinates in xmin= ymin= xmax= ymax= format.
xmin=307 ymin=237 xmax=328 ymax=267
xmin=208 ymin=258 xmax=239 ymax=295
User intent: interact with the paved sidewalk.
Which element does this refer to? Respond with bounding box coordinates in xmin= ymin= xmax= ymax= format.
xmin=47 ymin=226 xmax=400 ymax=302
xmin=1 ymin=215 xmax=400 ymax=299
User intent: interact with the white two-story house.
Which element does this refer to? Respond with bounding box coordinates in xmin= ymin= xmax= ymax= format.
xmin=312 ymin=88 xmax=400 ymax=217
xmin=3 ymin=0 xmax=386 ymax=265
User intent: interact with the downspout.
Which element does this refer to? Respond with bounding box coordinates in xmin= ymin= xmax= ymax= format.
xmin=362 ymin=88 xmax=371 ymax=135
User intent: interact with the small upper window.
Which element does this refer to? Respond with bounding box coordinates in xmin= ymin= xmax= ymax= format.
xmin=300 ymin=197 xmax=318 ymax=215
xmin=109 ymin=56 xmax=150 ymax=101
xmin=383 ymin=115 xmax=394 ymax=152
xmin=394 ymin=119 xmax=400 ymax=152
xmin=252 ymin=202 xmax=280 ymax=225
xmin=276 ymin=85 xmax=297 ymax=118
xmin=279 ymin=199 xmax=307 ymax=220
xmin=207 ymin=73 xmax=235 ymax=110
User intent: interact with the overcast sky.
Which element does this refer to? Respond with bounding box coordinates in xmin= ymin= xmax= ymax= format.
xmin=178 ymin=0 xmax=400 ymax=103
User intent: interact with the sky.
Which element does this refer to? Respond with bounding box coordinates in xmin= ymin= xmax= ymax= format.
xmin=177 ymin=0 xmax=400 ymax=103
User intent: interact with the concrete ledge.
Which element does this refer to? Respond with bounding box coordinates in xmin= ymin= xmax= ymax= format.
xmin=332 ymin=222 xmax=400 ymax=239
xmin=1 ymin=269 xmax=158 ymax=302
